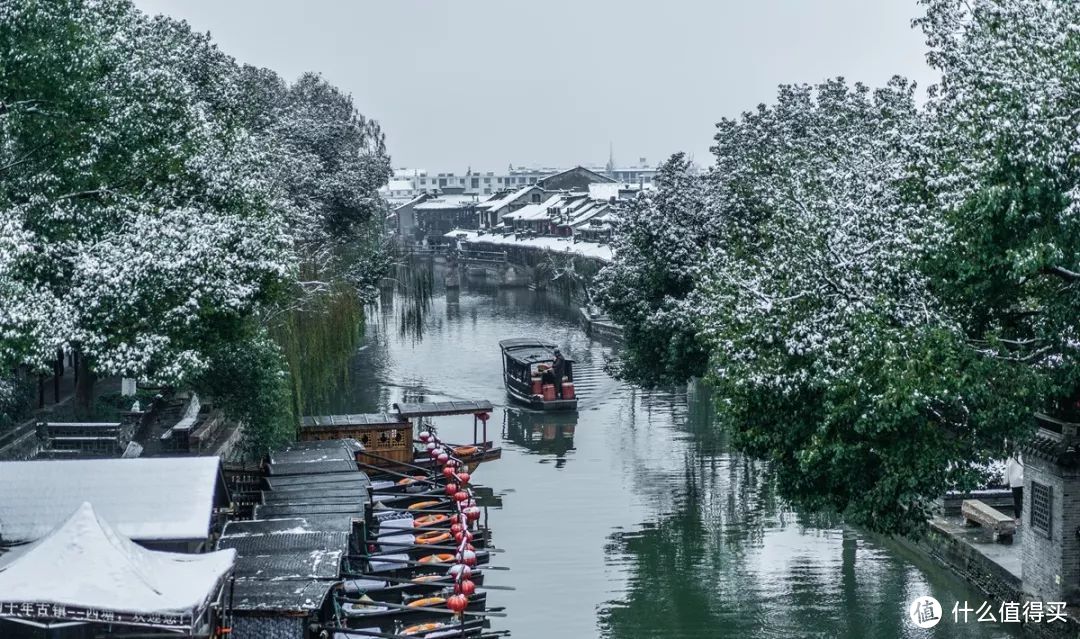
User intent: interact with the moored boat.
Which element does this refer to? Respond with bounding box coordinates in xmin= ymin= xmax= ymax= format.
xmin=499 ymin=338 xmax=578 ymax=411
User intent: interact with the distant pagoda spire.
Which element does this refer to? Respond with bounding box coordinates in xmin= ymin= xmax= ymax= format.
xmin=606 ymin=142 xmax=616 ymax=176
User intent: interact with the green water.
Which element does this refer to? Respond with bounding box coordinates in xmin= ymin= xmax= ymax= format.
xmin=314 ymin=261 xmax=1021 ymax=639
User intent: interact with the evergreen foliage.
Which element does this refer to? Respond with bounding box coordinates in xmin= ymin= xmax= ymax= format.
xmin=598 ymin=0 xmax=1080 ymax=532
xmin=0 ymin=0 xmax=391 ymax=451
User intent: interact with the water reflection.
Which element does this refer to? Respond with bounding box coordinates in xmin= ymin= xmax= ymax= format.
xmin=502 ymin=408 xmax=577 ymax=467
xmin=600 ymin=383 xmax=1017 ymax=639
xmin=314 ymin=261 xmax=1020 ymax=639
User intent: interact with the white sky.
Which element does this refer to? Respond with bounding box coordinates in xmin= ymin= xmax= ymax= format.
xmin=133 ymin=0 xmax=937 ymax=173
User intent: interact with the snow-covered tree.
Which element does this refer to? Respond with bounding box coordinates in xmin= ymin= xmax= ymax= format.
xmin=917 ymin=0 xmax=1080 ymax=418
xmin=692 ymin=78 xmax=1023 ymax=531
xmin=1 ymin=0 xmax=294 ymax=413
xmin=0 ymin=0 xmax=391 ymax=448
xmin=237 ymin=67 xmax=392 ymax=309
xmin=594 ymin=153 xmax=711 ymax=385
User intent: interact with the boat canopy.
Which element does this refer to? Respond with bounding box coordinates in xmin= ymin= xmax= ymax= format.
xmin=393 ymin=400 xmax=494 ymax=418
xmin=498 ymin=338 xmax=558 ymax=350
xmin=500 ymin=338 xmax=572 ymax=365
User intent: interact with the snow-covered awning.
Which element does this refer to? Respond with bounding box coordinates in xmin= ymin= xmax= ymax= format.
xmin=0 ymin=456 xmax=226 ymax=543
xmin=0 ymin=503 xmax=234 ymax=631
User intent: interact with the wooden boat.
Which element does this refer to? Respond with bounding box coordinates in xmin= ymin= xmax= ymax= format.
xmin=300 ymin=400 xmax=502 ymax=475
xmin=336 ymin=590 xmax=488 ymax=624
xmin=499 ymin=338 xmax=578 ymax=411
xmin=330 ymin=616 xmax=488 ymax=638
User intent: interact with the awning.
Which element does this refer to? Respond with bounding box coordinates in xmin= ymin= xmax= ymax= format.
xmin=0 ymin=503 xmax=234 ymax=631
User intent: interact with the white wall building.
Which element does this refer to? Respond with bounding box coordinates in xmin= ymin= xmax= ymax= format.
xmin=381 ymin=157 xmax=674 ymax=204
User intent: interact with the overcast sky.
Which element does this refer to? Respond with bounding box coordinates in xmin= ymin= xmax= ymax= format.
xmin=134 ymin=0 xmax=936 ymax=173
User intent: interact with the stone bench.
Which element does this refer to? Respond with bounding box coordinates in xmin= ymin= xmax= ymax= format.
xmin=962 ymin=499 xmax=1016 ymax=543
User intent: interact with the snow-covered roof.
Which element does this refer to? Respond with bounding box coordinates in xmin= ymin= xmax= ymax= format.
xmin=505 ymin=194 xmax=564 ymax=221
xmin=0 ymin=502 xmax=234 ymax=627
xmin=0 ymin=457 xmax=223 ymax=542
xmin=393 ymin=194 xmax=428 ymax=211
xmin=566 ymin=203 xmax=606 ymax=227
xmin=477 ymin=185 xmax=537 ymax=211
xmin=414 ymin=195 xmax=479 ymax=210
xmin=444 ymin=229 xmax=613 ymax=262
xmin=588 ymin=183 xmax=621 ymax=201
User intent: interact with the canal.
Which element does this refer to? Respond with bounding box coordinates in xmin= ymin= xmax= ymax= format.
xmin=314 ymin=263 xmax=1019 ymax=639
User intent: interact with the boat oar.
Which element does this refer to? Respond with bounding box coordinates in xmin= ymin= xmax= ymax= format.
xmin=367 ymin=530 xmax=494 ymax=543
xmin=364 ymin=544 xmax=504 ymax=555
xmin=345 ymin=573 xmax=516 ymax=592
xmin=323 ymin=626 xmax=507 ymax=639
xmin=337 ymin=599 xmax=507 ymax=619
xmin=357 ymin=450 xmax=445 ymax=475
xmin=373 ymin=505 xmax=460 ymax=514
xmin=318 ymin=627 xmax=435 ymax=639
xmin=358 ymin=556 xmax=510 ymax=570
xmin=357 ymin=461 xmax=440 ymax=486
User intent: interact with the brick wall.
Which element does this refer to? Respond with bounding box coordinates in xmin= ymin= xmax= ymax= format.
xmin=1021 ymin=455 xmax=1080 ymax=603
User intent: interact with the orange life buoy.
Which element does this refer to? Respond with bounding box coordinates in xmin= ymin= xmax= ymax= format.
xmin=453 ymin=446 xmax=478 ymax=457
xmin=406 ymin=500 xmax=441 ymax=511
xmin=406 ymin=596 xmax=446 ymax=609
xmin=397 ymin=475 xmax=426 ymax=486
xmin=416 ymin=531 xmax=451 ymax=545
xmin=418 ymin=553 xmax=454 ymax=564
xmin=403 ymin=623 xmax=443 ymax=636
xmin=411 ymin=574 xmax=443 ymax=583
xmin=414 ymin=514 xmax=449 ymax=528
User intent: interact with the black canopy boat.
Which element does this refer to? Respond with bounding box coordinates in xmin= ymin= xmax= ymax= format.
xmin=498 ymin=338 xmax=578 ymax=411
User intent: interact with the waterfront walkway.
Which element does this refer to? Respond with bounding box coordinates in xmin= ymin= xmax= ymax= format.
xmin=931 ymin=516 xmax=1022 ymax=584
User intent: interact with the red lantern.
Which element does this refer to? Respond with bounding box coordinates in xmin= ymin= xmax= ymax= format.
xmin=448 ymin=563 xmax=471 ymax=579
xmin=442 ymin=465 xmax=455 ymax=478
xmin=454 ymin=491 xmax=469 ymax=502
xmin=447 ymin=594 xmax=468 ymax=614
xmin=444 ymin=482 xmax=458 ymax=496
xmin=459 ymin=549 xmax=477 ymax=566
xmin=456 ymin=472 xmax=471 ymax=485
xmin=459 ymin=579 xmax=476 ymax=596
xmin=451 ymin=523 xmax=463 ymax=535
xmin=437 ymin=452 xmax=449 ymax=464
xmin=465 ymin=507 xmax=481 ymax=522
xmin=419 ymin=432 xmax=431 ymax=442
xmin=454 ymin=531 xmax=474 ymax=543
xmin=425 ymin=442 xmax=436 ymax=452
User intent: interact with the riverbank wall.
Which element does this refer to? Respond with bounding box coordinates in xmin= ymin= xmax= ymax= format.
xmin=447 ymin=230 xmax=623 ymax=341
xmin=900 ymin=503 xmax=1080 ymax=637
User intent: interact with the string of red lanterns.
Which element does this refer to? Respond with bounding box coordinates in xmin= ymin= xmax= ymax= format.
xmin=418 ymin=429 xmax=481 ymax=617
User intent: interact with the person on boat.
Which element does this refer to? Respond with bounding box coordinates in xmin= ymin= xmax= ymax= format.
xmin=539 ymin=363 xmax=556 ymax=390
xmin=552 ymin=349 xmax=566 ymax=398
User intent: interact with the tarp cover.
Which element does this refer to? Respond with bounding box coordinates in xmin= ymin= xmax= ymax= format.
xmin=0 ymin=503 xmax=233 ymax=625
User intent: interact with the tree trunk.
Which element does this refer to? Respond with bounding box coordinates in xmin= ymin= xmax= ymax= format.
xmin=74 ymin=353 xmax=97 ymax=419
xmin=53 ymin=350 xmax=62 ymax=403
